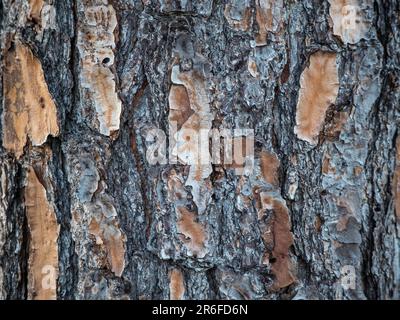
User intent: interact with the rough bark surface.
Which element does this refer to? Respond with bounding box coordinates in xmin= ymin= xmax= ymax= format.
xmin=0 ymin=0 xmax=399 ymax=300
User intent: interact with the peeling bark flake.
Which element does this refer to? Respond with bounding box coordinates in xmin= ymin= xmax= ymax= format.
xmin=259 ymin=193 xmax=295 ymax=289
xmin=29 ymin=0 xmax=44 ymax=21
xmin=77 ymin=3 xmax=121 ymax=136
xmin=84 ymin=191 xmax=126 ymax=277
xmin=328 ymin=0 xmax=369 ymax=44
xmin=177 ymin=206 xmax=207 ymax=258
xmin=260 ymin=151 xmax=280 ymax=187
xmin=169 ymin=84 xmax=194 ymax=131
xmin=25 ymin=167 xmax=59 ymax=300
xmin=169 ymin=269 xmax=185 ymax=300
xmin=294 ymin=51 xmax=339 ymax=145
xmin=170 ymin=65 xmax=214 ymax=214
xmin=255 ymin=0 xmax=284 ymax=46
xmin=224 ymin=1 xmax=252 ymax=32
xmin=88 ymin=215 xmax=126 ymax=277
xmin=2 ymin=42 xmax=59 ymax=158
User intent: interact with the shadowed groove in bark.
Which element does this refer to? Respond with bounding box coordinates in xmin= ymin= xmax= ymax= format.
xmin=3 ymin=163 xmax=28 ymax=299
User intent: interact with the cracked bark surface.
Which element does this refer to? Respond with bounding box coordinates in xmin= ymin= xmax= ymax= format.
xmin=0 ymin=0 xmax=399 ymax=300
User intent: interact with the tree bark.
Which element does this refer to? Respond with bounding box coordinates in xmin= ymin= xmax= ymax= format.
xmin=0 ymin=0 xmax=399 ymax=300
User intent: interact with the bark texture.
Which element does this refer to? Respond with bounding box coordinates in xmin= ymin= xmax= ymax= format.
xmin=0 ymin=0 xmax=399 ymax=300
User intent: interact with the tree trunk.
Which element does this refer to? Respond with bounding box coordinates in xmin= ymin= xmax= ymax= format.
xmin=0 ymin=0 xmax=399 ymax=300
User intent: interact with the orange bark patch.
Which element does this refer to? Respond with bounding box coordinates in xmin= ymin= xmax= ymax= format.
xmin=322 ymin=155 xmax=335 ymax=175
xmin=169 ymin=269 xmax=185 ymax=300
xmin=29 ymin=0 xmax=44 ymax=21
xmin=81 ymin=64 xmax=121 ymax=135
xmin=247 ymin=57 xmax=259 ymax=78
xmin=394 ymin=137 xmax=400 ymax=220
xmin=224 ymin=2 xmax=252 ymax=32
xmin=25 ymin=167 xmax=59 ymax=300
xmin=328 ymin=0 xmax=369 ymax=44
xmin=167 ymin=169 xmax=187 ymax=202
xmin=77 ymin=4 xmax=121 ymax=136
xmin=169 ymin=85 xmax=194 ymax=131
xmin=176 ymin=70 xmax=211 ymax=116
xmin=314 ymin=215 xmax=322 ymax=232
xmin=353 ymin=166 xmax=363 ymax=176
xmin=255 ymin=0 xmax=284 ymax=46
xmin=2 ymin=42 xmax=59 ymax=158
xmin=177 ymin=207 xmax=207 ymax=257
xmin=260 ymin=151 xmax=280 ymax=187
xmin=259 ymin=193 xmax=295 ymax=289
xmin=294 ymin=51 xmax=339 ymax=145
xmin=170 ymin=65 xmax=213 ymax=214
xmin=88 ymin=214 xmax=126 ymax=277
